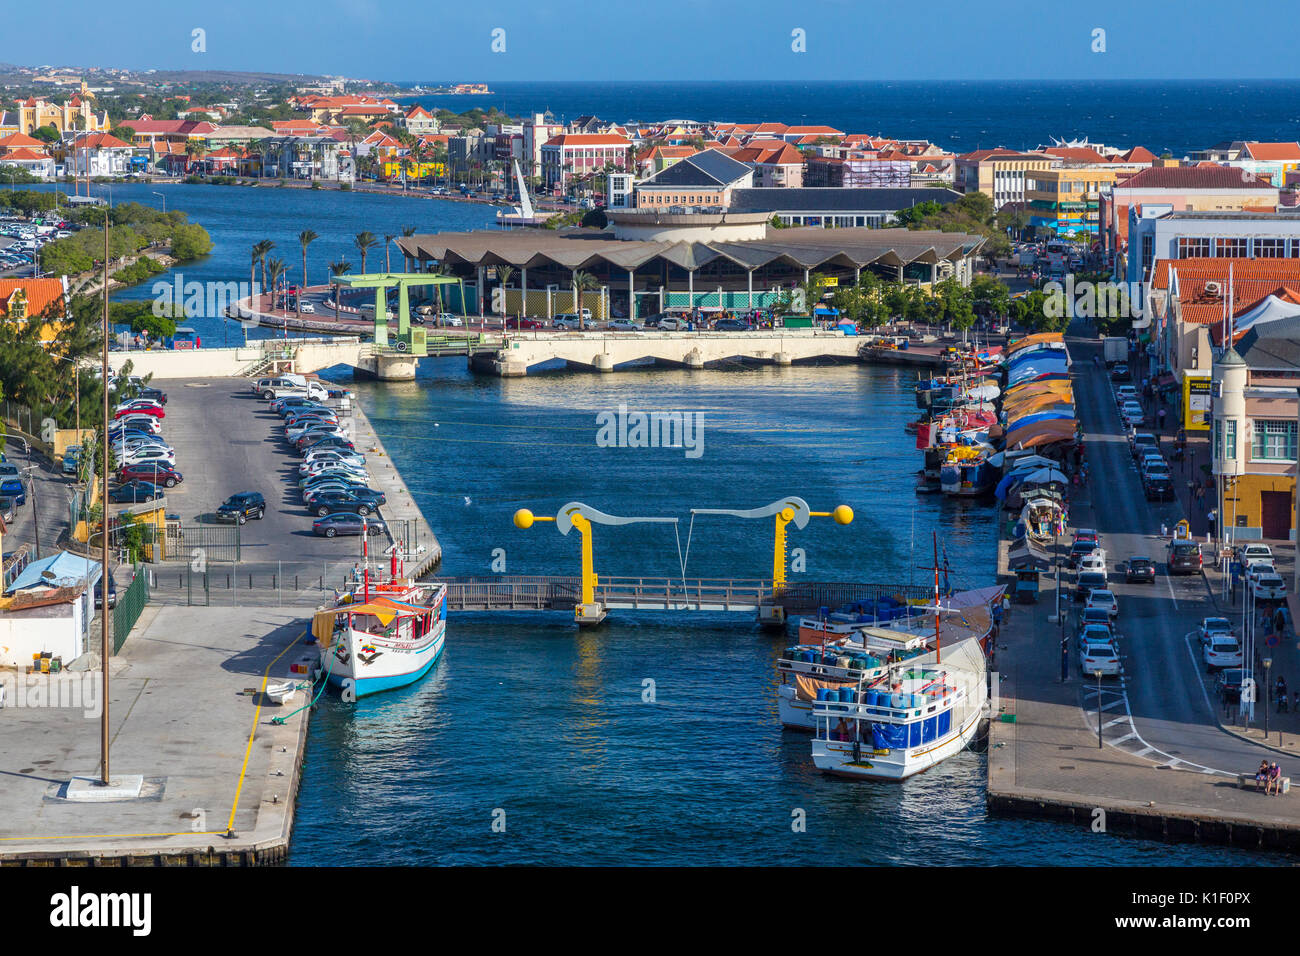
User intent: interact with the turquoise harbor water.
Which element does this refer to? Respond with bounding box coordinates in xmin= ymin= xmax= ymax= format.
xmin=32 ymin=181 xmax=1286 ymax=864
xmin=288 ymin=362 xmax=1280 ymax=865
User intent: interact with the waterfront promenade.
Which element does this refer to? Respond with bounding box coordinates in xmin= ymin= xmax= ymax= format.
xmin=989 ymin=330 xmax=1300 ymax=850
xmin=0 ymin=606 xmax=312 ymax=865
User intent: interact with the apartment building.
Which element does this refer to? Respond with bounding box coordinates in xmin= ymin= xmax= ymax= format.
xmin=954 ymin=149 xmax=1052 ymax=209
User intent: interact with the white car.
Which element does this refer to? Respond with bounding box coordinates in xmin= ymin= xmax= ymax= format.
xmin=1085 ymin=589 xmax=1119 ymax=619
xmin=435 ymin=313 xmax=463 ymax=327
xmin=299 ymin=452 xmax=366 ymax=474
xmin=1115 ymin=385 xmax=1138 ymax=405
xmin=115 ymin=446 xmax=176 ymax=468
xmin=1197 ymin=617 xmax=1234 ymax=647
xmin=1080 ymin=639 xmax=1121 ymax=677
xmin=654 ymin=317 xmax=690 ymax=331
xmin=1251 ymin=572 xmax=1287 ymax=600
xmin=1120 ymin=401 xmax=1145 ymax=426
xmin=1238 ymin=543 xmax=1274 ymax=569
xmin=1078 ymin=550 xmax=1108 ymax=576
xmin=1204 ymin=634 xmax=1244 ymax=671
xmin=298 ymin=301 xmax=316 ymax=314
xmin=607 ymin=318 xmax=640 ymax=332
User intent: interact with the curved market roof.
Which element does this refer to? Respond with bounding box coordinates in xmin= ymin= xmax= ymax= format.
xmin=395 ymin=226 xmax=985 ymax=274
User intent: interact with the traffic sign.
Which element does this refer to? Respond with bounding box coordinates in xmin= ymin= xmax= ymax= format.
xmin=1267 ymin=634 xmax=1280 ymax=647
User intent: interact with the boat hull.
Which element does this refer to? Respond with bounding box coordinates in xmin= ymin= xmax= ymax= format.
xmin=810 ymin=706 xmax=984 ymax=780
xmin=325 ymin=629 xmax=445 ymax=698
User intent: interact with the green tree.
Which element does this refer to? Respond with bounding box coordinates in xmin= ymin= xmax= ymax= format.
xmin=354 ymin=231 xmax=378 ymax=273
xmin=31 ymin=125 xmax=59 ymax=144
xmin=297 ymin=229 xmax=318 ymax=318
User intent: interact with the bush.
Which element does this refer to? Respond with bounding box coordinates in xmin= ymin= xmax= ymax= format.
xmin=169 ymin=223 xmax=213 ymax=261
xmin=339 ymin=182 xmax=352 ymax=191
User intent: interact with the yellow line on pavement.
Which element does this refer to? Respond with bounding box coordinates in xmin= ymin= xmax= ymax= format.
xmin=227 ymin=630 xmax=305 ymax=835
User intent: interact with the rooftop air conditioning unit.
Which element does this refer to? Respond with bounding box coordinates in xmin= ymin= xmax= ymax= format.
xmin=1204 ymin=281 xmax=1222 ymax=297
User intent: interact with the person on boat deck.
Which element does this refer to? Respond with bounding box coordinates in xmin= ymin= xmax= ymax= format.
xmin=834 ymin=718 xmax=852 ymax=742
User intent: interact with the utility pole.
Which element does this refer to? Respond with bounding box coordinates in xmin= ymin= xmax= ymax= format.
xmin=100 ymin=208 xmax=111 ymax=787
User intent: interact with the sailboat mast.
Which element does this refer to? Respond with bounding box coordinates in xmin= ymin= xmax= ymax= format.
xmin=933 ymin=531 xmax=941 ymax=664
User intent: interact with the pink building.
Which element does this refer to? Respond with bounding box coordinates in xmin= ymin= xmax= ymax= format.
xmin=540 ymin=133 xmax=630 ymax=194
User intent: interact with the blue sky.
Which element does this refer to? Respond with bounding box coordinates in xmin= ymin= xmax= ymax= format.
xmin=9 ymin=0 xmax=1297 ymax=81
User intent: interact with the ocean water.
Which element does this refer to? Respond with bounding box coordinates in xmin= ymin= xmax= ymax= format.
xmin=401 ymin=80 xmax=1300 ymax=159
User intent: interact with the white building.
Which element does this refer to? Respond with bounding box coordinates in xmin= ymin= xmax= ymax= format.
xmin=1126 ymin=209 xmax=1300 ymax=286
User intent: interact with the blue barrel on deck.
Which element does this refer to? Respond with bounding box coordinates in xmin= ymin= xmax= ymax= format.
xmin=817 ymin=688 xmax=833 ymax=702
xmin=865 ymin=690 xmax=879 ymax=708
xmin=911 ymin=694 xmax=923 ymax=709
xmin=842 ymin=688 xmax=857 ymax=703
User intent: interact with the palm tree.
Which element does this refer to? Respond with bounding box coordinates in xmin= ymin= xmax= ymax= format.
xmin=571 ymin=269 xmax=598 ymax=318
xmin=184 ymin=139 xmax=206 ymax=175
xmin=266 ymin=257 xmax=287 ymax=312
xmin=328 ymin=259 xmax=352 ymax=323
xmin=496 ymin=265 xmax=515 ymax=319
xmin=297 ymin=229 xmax=318 ymax=318
xmin=354 ymin=231 xmax=377 ymax=273
xmin=384 ymin=233 xmax=395 ymax=273
xmin=399 ymin=225 xmax=416 ymax=272
xmin=252 ymin=239 xmax=274 ymax=310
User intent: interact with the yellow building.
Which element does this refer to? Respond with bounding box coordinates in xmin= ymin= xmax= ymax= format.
xmin=0 ymin=278 xmax=69 ymax=345
xmin=1025 ymin=167 xmax=1120 ymax=237
xmin=16 ymin=82 xmax=107 ymax=135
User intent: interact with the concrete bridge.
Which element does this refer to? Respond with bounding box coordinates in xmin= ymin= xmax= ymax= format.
xmin=471 ymin=328 xmax=865 ymax=377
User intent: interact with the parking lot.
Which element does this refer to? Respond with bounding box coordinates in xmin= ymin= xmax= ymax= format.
xmin=149 ymin=377 xmax=386 ymax=583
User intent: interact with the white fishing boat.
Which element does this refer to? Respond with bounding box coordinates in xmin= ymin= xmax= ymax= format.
xmin=809 ymin=635 xmax=987 ymax=780
xmin=311 ymin=578 xmax=447 ymax=698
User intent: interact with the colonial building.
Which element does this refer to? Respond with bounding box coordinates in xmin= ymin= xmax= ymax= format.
xmin=954 ymin=149 xmax=1051 ymax=209
xmin=633 ymin=149 xmax=753 ymax=209
xmin=540 ymin=132 xmax=631 ymax=195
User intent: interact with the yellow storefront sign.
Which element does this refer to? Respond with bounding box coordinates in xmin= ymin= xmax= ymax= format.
xmin=1183 ymin=373 xmax=1211 ymax=432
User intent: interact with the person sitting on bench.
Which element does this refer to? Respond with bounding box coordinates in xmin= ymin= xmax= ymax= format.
xmin=1267 ymin=763 xmax=1283 ymax=796
xmin=1256 ymin=760 xmax=1271 ymax=791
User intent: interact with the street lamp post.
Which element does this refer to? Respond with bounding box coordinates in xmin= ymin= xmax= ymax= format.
xmin=1264 ymin=657 xmax=1273 ymax=741
xmin=151 ymin=191 xmax=165 ymax=215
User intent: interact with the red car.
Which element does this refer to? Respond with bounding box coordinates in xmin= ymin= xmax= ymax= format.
xmin=117 ymin=463 xmax=183 ymax=488
xmin=506 ymin=317 xmax=544 ymax=329
xmin=113 ymin=401 xmax=165 ymax=420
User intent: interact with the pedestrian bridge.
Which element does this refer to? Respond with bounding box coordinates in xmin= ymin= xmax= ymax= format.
xmin=433 ymin=574 xmax=934 ymax=619
xmin=473 ymin=328 xmax=865 ymax=376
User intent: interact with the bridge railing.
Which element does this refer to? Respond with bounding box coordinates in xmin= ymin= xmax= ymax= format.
xmin=596 ymin=576 xmax=774 ymax=608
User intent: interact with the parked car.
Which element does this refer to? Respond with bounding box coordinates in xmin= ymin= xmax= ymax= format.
xmin=136 ymin=386 xmax=167 ymax=405
xmin=1198 ymin=617 xmax=1235 ymax=646
xmin=94 ymin=578 xmax=117 ymax=610
xmin=653 ymin=317 xmax=690 ymax=331
xmin=1077 ymin=549 xmax=1108 ymax=576
xmin=607 ymin=318 xmax=640 ymax=332
xmin=62 ymin=445 xmax=80 ymax=475
xmin=552 ymin=313 xmax=589 ymax=331
xmin=1120 ymin=401 xmax=1145 ymax=426
xmin=0 ymin=495 xmax=14 ymax=522
xmin=505 ymin=316 xmax=544 ymax=329
xmin=1236 ymin=543 xmax=1274 ymax=569
xmin=117 ymin=463 xmax=182 ymax=488
xmin=113 ymin=400 xmax=165 ymax=420
xmin=216 ymin=491 xmax=266 ymax=524
xmin=107 ymin=480 xmax=161 ymax=504
xmin=114 ymin=446 xmax=175 ymax=468
xmin=1204 ymin=634 xmax=1244 ymax=672
xmin=1215 ymin=668 xmax=1247 ymax=705
xmin=1080 ymin=638 xmax=1121 ymax=678
xmin=302 ymin=480 xmax=376 ymax=503
xmin=299 ymin=436 xmax=355 ymax=456
xmin=713 ymin=318 xmax=753 ymax=331
xmin=309 ymin=490 xmax=384 ymax=517
xmin=1068 ymin=539 xmax=1099 ymax=568
xmin=1114 ymin=385 xmax=1139 ymax=405
xmin=1124 ymin=556 xmax=1156 ymax=583
xmin=1085 ymin=589 xmax=1119 ymax=618
xmin=1074 ymin=570 xmax=1108 ymax=602
xmin=1109 ymin=364 xmax=1130 ymax=381
xmin=312 ymin=513 xmax=387 ymax=537
xmin=1143 ymin=471 xmax=1175 ymax=501
xmin=1251 ymin=571 xmax=1287 ymax=600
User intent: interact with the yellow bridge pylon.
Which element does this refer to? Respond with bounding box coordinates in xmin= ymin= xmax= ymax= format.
xmin=691 ymin=497 xmax=853 ymax=626
xmin=514 ymin=502 xmax=678 ymax=626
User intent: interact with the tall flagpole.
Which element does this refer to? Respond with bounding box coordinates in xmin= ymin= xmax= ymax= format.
xmin=100 ymin=207 xmax=111 ymax=785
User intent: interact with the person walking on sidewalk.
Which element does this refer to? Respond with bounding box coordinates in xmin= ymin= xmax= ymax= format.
xmin=1158 ymin=407 xmax=1167 ymax=431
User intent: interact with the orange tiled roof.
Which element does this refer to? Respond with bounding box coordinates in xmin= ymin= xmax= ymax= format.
xmin=1152 ymin=258 xmax=1300 ymax=327
xmin=1243 ymin=142 xmax=1300 ymax=162
xmin=0 ymin=278 xmax=65 ymax=318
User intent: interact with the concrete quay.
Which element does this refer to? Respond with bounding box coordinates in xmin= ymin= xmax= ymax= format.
xmin=0 ymin=606 xmax=313 ymax=866
xmin=986 ymin=328 xmax=1300 ymax=852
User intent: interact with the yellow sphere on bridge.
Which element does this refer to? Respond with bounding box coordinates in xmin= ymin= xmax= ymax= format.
xmin=513 ymin=508 xmax=535 ymax=529
xmin=832 ymin=505 xmax=854 ymax=525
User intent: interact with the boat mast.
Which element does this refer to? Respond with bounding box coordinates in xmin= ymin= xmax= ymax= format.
xmin=932 ymin=531 xmax=941 ymax=664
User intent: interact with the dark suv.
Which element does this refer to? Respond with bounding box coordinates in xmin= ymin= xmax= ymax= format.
xmin=216 ymin=491 xmax=266 ymax=524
